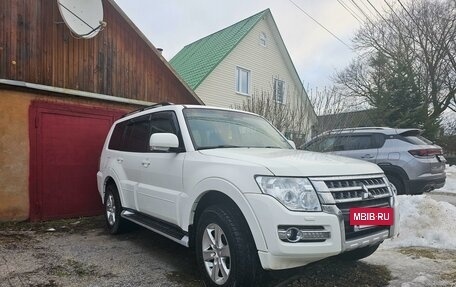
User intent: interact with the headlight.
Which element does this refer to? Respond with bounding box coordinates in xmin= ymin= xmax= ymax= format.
xmin=255 ymin=176 xmax=321 ymax=211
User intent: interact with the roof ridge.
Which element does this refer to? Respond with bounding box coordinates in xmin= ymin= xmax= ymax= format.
xmin=180 ymin=9 xmax=269 ymax=50
xmin=170 ymin=9 xmax=270 ymax=90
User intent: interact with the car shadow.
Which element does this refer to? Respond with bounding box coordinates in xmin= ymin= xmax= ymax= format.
xmin=109 ymin=224 xmax=392 ymax=287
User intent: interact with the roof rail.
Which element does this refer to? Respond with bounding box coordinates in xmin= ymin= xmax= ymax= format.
xmin=121 ymin=102 xmax=174 ymax=118
xmin=328 ymin=127 xmax=390 ymax=133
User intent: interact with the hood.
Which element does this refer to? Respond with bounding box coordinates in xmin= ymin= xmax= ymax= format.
xmin=199 ymin=148 xmax=382 ymax=177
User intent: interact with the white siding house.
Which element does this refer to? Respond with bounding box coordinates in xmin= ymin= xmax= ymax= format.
xmin=171 ymin=9 xmax=317 ymax=140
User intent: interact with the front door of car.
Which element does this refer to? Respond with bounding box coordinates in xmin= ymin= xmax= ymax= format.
xmin=331 ymin=134 xmax=379 ymax=163
xmin=136 ymin=111 xmax=185 ymax=225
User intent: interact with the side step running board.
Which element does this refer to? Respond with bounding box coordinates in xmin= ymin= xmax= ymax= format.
xmin=121 ymin=210 xmax=189 ymax=247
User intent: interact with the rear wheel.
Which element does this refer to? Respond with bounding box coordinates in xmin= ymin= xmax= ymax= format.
xmin=195 ymin=205 xmax=261 ymax=286
xmin=387 ymin=175 xmax=406 ymax=195
xmin=104 ymin=183 xmax=128 ymax=234
xmin=338 ymin=243 xmax=380 ymax=261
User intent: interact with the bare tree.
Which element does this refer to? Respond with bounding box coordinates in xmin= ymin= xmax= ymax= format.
xmin=234 ymin=85 xmax=369 ymax=145
xmin=233 ymin=90 xmax=316 ymax=147
xmin=336 ymin=0 xmax=456 ymax=138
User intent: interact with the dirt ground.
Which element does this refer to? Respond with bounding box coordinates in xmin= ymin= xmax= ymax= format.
xmin=0 ymin=216 xmax=455 ymax=287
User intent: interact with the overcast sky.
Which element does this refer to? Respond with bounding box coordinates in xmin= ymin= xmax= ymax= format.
xmin=113 ymin=0 xmax=386 ymax=88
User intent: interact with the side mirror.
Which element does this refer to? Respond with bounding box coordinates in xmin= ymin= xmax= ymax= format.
xmin=287 ymin=140 xmax=296 ymax=149
xmin=150 ymin=133 xmax=179 ymax=152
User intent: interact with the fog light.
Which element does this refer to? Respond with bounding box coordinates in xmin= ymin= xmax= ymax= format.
xmin=278 ymin=226 xmax=331 ymax=242
xmin=285 ymin=227 xmax=302 ymax=242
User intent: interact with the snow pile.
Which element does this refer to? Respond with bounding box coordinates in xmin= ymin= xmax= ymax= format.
xmin=383 ymin=194 xmax=456 ymax=250
xmin=435 ymin=164 xmax=456 ymax=194
xmin=400 ymin=274 xmax=433 ymax=287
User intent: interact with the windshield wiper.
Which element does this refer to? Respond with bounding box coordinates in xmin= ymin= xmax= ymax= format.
xmin=197 ymin=145 xmax=246 ymax=150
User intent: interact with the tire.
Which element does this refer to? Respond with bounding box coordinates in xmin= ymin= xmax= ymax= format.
xmin=195 ymin=205 xmax=261 ymax=286
xmin=338 ymin=243 xmax=380 ymax=261
xmin=104 ymin=183 xmax=128 ymax=234
xmin=387 ymin=174 xmax=406 ymax=195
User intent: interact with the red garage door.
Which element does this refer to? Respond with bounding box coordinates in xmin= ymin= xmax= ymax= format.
xmin=29 ymin=101 xmax=124 ymax=221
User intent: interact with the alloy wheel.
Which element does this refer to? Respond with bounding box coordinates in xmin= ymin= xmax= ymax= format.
xmin=106 ymin=193 xmax=116 ymax=226
xmin=201 ymin=223 xmax=231 ymax=285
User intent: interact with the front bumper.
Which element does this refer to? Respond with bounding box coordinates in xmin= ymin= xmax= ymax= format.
xmin=246 ymin=193 xmax=398 ymax=270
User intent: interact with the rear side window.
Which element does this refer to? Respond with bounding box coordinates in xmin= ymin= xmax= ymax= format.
xmin=123 ymin=115 xmax=151 ymax=152
xmin=333 ymin=135 xmax=379 ymax=151
xmin=108 ymin=121 xmax=127 ymax=150
xmin=108 ymin=111 xmax=183 ymax=152
xmin=402 ymin=135 xmax=433 ymax=145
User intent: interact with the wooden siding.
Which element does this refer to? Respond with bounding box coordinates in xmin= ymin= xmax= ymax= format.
xmin=0 ymin=0 xmax=199 ymax=104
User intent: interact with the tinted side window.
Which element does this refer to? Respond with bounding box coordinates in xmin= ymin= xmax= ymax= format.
xmin=123 ymin=115 xmax=150 ymax=152
xmin=401 ymin=135 xmax=433 ymax=145
xmin=305 ymin=136 xmax=336 ymax=152
xmin=334 ymin=135 xmax=375 ymax=151
xmin=108 ymin=121 xmax=127 ymax=150
xmin=372 ymin=133 xmax=385 ymax=148
xmin=150 ymin=111 xmax=184 ymax=150
xmin=150 ymin=116 xmax=176 ymax=134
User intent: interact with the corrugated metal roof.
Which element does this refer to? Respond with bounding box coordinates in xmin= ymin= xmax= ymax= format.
xmin=170 ymin=9 xmax=269 ymax=90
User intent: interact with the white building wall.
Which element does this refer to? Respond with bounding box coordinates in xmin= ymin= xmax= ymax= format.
xmin=194 ymin=15 xmax=316 ymax=139
xmin=195 ymin=17 xmax=303 ymax=109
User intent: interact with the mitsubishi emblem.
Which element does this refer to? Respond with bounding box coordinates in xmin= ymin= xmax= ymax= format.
xmin=361 ymin=184 xmax=374 ymax=199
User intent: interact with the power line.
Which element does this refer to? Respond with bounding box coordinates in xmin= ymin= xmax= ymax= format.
xmin=349 ymin=0 xmax=380 ymax=30
xmin=359 ymin=0 xmax=379 ymax=20
xmin=341 ymin=0 xmax=367 ymax=23
xmin=367 ymin=0 xmax=390 ymax=26
xmin=288 ymin=0 xmax=352 ymax=49
xmin=383 ymin=0 xmax=409 ymax=28
xmin=337 ymin=0 xmax=364 ymax=24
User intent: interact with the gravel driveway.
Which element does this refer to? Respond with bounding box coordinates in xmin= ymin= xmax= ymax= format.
xmin=1 ymin=216 xmax=455 ymax=287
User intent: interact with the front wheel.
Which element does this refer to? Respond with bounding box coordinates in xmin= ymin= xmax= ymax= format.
xmin=195 ymin=205 xmax=260 ymax=286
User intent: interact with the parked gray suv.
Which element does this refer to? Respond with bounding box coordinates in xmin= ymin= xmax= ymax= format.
xmin=301 ymin=127 xmax=446 ymax=195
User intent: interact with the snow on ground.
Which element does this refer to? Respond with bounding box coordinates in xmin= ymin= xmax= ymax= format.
xmin=383 ymin=194 xmax=456 ymax=250
xmin=435 ymin=164 xmax=456 ymax=194
xmin=384 ymin=164 xmax=456 ymax=250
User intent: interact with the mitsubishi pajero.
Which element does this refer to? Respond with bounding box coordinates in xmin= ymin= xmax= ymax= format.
xmin=97 ymin=104 xmax=399 ymax=286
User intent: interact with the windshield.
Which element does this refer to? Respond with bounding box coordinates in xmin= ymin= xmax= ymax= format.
xmin=183 ymin=108 xmax=292 ymax=150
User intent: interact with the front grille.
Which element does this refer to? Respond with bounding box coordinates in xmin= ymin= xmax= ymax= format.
xmin=325 ymin=177 xmax=384 ymax=188
xmin=311 ymin=175 xmax=392 ymax=241
xmin=324 ymin=177 xmax=390 ymax=203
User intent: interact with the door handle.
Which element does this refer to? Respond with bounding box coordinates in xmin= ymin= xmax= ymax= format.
xmin=116 ymin=157 xmax=124 ymax=163
xmin=141 ymin=159 xmax=151 ymax=167
xmin=361 ymin=154 xmax=374 ymax=159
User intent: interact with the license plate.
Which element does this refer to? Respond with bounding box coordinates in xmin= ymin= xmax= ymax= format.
xmin=350 ymin=208 xmax=394 ymax=226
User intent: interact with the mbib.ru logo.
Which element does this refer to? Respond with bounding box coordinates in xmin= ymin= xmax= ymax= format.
xmin=350 ymin=208 xmax=394 ymax=226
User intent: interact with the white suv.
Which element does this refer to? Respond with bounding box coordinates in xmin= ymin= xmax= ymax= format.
xmin=97 ymin=104 xmax=399 ymax=286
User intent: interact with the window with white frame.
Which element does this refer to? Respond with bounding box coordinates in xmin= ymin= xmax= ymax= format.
xmin=236 ymin=67 xmax=251 ymax=95
xmin=259 ymin=32 xmax=267 ymax=47
xmin=273 ymin=78 xmax=285 ymax=103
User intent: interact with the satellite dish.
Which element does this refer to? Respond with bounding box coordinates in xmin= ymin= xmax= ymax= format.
xmin=57 ymin=0 xmax=106 ymax=39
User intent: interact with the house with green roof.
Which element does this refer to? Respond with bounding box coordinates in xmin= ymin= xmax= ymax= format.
xmin=170 ymin=9 xmax=317 ymax=139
